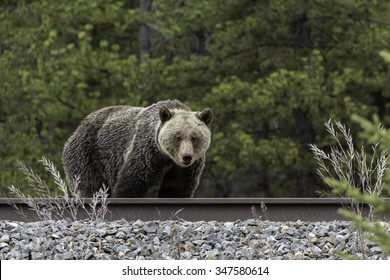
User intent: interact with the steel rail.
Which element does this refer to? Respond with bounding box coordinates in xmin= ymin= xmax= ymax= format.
xmin=0 ymin=198 xmax=388 ymax=222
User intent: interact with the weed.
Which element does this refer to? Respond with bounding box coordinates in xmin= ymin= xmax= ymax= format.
xmin=309 ymin=119 xmax=387 ymax=258
xmin=309 ymin=119 xmax=386 ymax=220
xmin=8 ymin=156 xmax=110 ymax=222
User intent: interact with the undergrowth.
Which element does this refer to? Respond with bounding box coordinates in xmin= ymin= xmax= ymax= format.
xmin=309 ymin=119 xmax=386 ymax=220
xmin=310 ymin=118 xmax=390 ymax=259
xmin=7 ymin=156 xmax=110 ymax=222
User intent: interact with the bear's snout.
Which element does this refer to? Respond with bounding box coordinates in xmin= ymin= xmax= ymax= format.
xmin=182 ymin=153 xmax=193 ymax=165
xmin=178 ymin=139 xmax=194 ymax=166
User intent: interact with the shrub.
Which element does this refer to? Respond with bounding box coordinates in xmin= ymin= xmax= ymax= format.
xmin=310 ymin=118 xmax=390 ymax=258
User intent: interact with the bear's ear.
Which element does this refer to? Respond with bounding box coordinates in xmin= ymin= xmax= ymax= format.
xmin=197 ymin=108 xmax=213 ymax=126
xmin=159 ymin=106 xmax=172 ymax=123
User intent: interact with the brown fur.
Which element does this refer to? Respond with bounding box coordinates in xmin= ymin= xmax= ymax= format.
xmin=62 ymin=100 xmax=212 ymax=197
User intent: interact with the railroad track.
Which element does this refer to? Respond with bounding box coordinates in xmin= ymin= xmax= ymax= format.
xmin=1 ymin=198 xmax=388 ymax=222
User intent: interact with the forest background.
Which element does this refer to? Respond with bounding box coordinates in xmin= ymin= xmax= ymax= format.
xmin=1 ymin=0 xmax=390 ymax=198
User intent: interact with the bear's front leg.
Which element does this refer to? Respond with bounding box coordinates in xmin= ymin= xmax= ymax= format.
xmin=158 ymin=157 xmax=205 ymax=198
xmin=112 ymin=156 xmax=164 ymax=198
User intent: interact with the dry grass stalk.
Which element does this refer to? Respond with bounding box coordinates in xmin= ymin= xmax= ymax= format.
xmin=8 ymin=156 xmax=110 ymax=222
xmin=309 ymin=119 xmax=387 ymax=257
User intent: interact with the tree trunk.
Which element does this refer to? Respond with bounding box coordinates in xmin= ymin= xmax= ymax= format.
xmin=294 ymin=107 xmax=316 ymax=197
xmin=292 ymin=0 xmax=311 ymax=49
xmin=139 ymin=0 xmax=152 ymax=64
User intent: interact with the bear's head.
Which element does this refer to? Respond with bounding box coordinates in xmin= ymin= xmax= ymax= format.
xmin=157 ymin=106 xmax=213 ymax=167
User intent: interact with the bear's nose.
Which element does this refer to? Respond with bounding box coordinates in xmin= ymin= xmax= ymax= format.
xmin=182 ymin=154 xmax=193 ymax=165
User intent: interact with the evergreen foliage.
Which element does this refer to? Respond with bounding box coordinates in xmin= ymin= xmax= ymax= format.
xmin=322 ymin=118 xmax=390 ymax=258
xmin=1 ymin=1 xmax=390 ymax=197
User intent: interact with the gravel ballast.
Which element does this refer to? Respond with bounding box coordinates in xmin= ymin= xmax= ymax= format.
xmin=0 ymin=219 xmax=388 ymax=260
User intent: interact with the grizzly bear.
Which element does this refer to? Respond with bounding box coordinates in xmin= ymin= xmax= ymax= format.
xmin=62 ymin=100 xmax=213 ymax=198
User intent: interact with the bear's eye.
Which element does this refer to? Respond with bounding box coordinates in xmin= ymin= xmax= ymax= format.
xmin=191 ymin=136 xmax=198 ymax=144
xmin=175 ymin=135 xmax=182 ymax=143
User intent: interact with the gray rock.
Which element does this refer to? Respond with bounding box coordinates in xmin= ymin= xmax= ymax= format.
xmin=277 ymin=244 xmax=290 ymax=254
xmin=335 ymin=235 xmax=346 ymax=245
xmin=144 ymin=221 xmax=159 ymax=233
xmin=157 ymin=225 xmax=172 ymax=239
xmin=0 ymin=219 xmax=385 ymax=260
xmin=192 ymin=239 xmax=204 ymax=246
xmin=370 ymin=246 xmax=382 ymax=254
xmin=291 ymin=241 xmax=305 ymax=253
xmin=181 ymin=251 xmax=192 ymax=259
xmin=335 ymin=243 xmax=346 ymax=251
xmin=5 ymin=222 xmax=19 ymax=231
xmin=247 ymin=219 xmax=257 ymax=226
xmin=95 ymin=229 xmax=107 ymax=237
xmin=0 ymin=234 xmax=10 ymax=242
xmin=62 ymin=252 xmax=73 ymax=260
